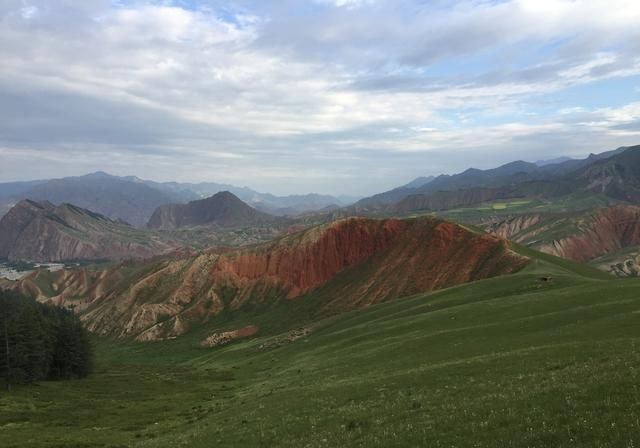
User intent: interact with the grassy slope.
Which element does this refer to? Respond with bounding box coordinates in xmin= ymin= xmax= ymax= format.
xmin=401 ymin=192 xmax=620 ymax=224
xmin=1 ymin=252 xmax=640 ymax=447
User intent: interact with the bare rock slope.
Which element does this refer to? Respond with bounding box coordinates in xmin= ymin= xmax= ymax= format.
xmin=0 ymin=200 xmax=174 ymax=262
xmin=11 ymin=216 xmax=528 ymax=341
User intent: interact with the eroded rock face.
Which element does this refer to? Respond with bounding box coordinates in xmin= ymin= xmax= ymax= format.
xmin=537 ymin=206 xmax=640 ymax=262
xmin=14 ymin=267 xmax=125 ymax=312
xmin=0 ymin=200 xmax=174 ymax=262
xmin=486 ymin=206 xmax=640 ymax=264
xmin=485 ymin=215 xmax=541 ymax=241
xmin=200 ymin=325 xmax=259 ymax=347
xmin=484 ymin=206 xmax=640 ymax=273
xmin=209 ymin=218 xmax=409 ymax=300
xmin=11 ymin=217 xmax=528 ymax=341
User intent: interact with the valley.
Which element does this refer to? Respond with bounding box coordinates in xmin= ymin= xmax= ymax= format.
xmin=8 ymin=216 xmax=526 ymax=341
xmin=2 ymin=250 xmax=639 ymax=447
xmin=3 ymin=3 xmax=640 ymax=445
xmin=3 ymin=145 xmax=640 ymax=447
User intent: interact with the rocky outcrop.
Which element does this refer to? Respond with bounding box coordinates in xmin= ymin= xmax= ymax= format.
xmin=147 ymin=191 xmax=275 ymax=230
xmin=536 ymin=206 xmax=640 ymax=262
xmin=0 ymin=200 xmax=175 ymax=262
xmin=12 ymin=216 xmax=528 ymax=341
xmin=485 ymin=205 xmax=640 ymax=265
xmin=484 ymin=215 xmax=542 ymax=241
xmin=576 ymin=146 xmax=640 ymax=203
xmin=200 ymin=325 xmax=259 ymax=347
xmin=13 ymin=267 xmax=126 ymax=312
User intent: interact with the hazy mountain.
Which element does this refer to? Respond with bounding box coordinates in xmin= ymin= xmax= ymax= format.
xmin=147 ymin=191 xmax=276 ymax=230
xmin=535 ymin=156 xmax=572 ymax=166
xmin=0 ymin=179 xmax=48 ymax=199
xmin=402 ymin=176 xmax=436 ymax=189
xmin=355 ymin=146 xmax=636 ymax=211
xmin=0 ymin=172 xmax=179 ymax=227
xmin=574 ymin=146 xmax=640 ymax=202
xmin=0 ymin=172 xmax=347 ymax=221
xmin=0 ymin=199 xmax=174 ymax=262
xmin=120 ymin=175 xmax=347 ymax=215
xmin=356 ymin=160 xmax=546 ymax=208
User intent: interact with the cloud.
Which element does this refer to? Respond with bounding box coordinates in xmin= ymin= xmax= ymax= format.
xmin=0 ymin=0 xmax=639 ymax=195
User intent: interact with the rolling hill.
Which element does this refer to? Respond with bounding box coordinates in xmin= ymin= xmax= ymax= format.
xmin=9 ymin=216 xmax=526 ymax=341
xmin=2 ymin=231 xmax=639 ymax=447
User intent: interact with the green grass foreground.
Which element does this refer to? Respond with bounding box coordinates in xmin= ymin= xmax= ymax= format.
xmin=1 ymin=254 xmax=640 ymax=447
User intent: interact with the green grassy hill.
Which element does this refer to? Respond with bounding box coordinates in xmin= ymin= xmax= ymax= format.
xmin=1 ymin=249 xmax=639 ymax=447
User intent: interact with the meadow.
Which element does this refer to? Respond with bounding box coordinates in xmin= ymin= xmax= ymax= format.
xmin=1 ymin=251 xmax=639 ymax=447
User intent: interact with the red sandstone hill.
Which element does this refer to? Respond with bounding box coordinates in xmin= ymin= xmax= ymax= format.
xmin=485 ymin=205 xmax=640 ymax=264
xmin=8 ymin=216 xmax=528 ymax=341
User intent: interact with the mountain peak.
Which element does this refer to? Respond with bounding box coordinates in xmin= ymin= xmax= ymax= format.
xmin=82 ymin=171 xmax=115 ymax=179
xmin=0 ymin=200 xmax=172 ymax=262
xmin=147 ymin=191 xmax=275 ymax=230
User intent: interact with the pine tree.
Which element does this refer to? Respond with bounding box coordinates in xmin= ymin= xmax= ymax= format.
xmin=0 ymin=290 xmax=93 ymax=387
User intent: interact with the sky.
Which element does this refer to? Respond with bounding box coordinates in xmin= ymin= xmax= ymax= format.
xmin=0 ymin=0 xmax=639 ymax=196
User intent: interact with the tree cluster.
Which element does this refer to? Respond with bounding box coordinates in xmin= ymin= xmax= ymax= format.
xmin=0 ymin=290 xmax=93 ymax=389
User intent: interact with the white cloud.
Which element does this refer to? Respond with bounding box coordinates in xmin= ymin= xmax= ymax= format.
xmin=0 ymin=0 xmax=640 ymax=194
xmin=315 ymin=0 xmax=376 ymax=7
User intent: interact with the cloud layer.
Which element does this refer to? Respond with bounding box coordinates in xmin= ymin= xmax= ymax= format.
xmin=1 ymin=0 xmax=639 ymax=194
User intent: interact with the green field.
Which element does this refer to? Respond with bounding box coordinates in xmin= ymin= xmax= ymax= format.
xmin=1 ymin=250 xmax=640 ymax=447
xmin=422 ymin=192 xmax=621 ymax=224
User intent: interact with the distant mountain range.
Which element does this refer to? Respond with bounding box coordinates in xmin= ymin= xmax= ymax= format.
xmin=352 ymin=146 xmax=635 ymax=213
xmin=0 ymin=191 xmax=307 ymax=262
xmin=3 ymin=144 xmax=640 ymax=264
xmin=0 ymin=173 xmax=181 ymax=227
xmin=0 ymin=172 xmax=358 ymax=226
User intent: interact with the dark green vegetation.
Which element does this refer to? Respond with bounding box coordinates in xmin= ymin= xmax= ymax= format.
xmin=1 ymin=248 xmax=639 ymax=447
xmin=0 ymin=290 xmax=93 ymax=389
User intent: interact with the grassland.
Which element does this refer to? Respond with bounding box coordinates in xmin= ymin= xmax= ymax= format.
xmin=401 ymin=192 xmax=621 ymax=224
xmin=1 ymin=251 xmax=640 ymax=447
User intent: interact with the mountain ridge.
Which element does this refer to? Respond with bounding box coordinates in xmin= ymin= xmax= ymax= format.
xmin=9 ymin=216 xmax=528 ymax=341
xmin=147 ymin=191 xmax=277 ymax=230
xmin=0 ymin=199 xmax=175 ymax=262
xmin=354 ymin=146 xmax=633 ymax=210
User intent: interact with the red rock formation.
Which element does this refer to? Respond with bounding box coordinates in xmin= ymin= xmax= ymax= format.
xmin=539 ymin=206 xmax=640 ymax=262
xmin=11 ymin=216 xmax=528 ymax=341
xmin=210 ymin=218 xmax=408 ymax=299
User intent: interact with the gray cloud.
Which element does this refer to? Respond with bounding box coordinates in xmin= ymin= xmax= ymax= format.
xmin=0 ymin=0 xmax=639 ymax=195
